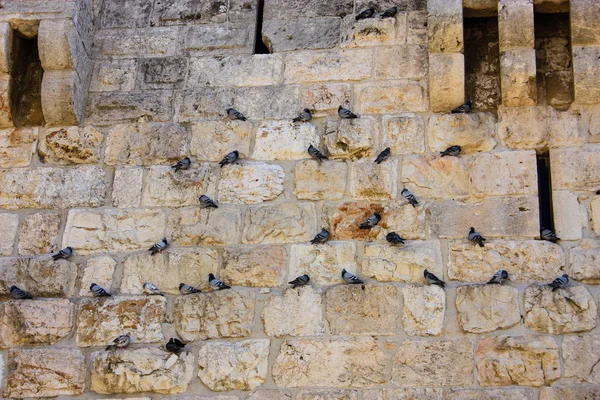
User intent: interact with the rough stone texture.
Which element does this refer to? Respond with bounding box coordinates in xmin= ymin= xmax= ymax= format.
xmin=284 ymin=49 xmax=372 ymax=83
xmin=341 ymin=15 xmax=401 ymax=48
xmin=273 ymin=337 xmax=387 ymax=387
xmin=168 ymin=206 xmax=242 ymax=246
xmin=355 ymin=80 xmax=428 ymax=114
xmin=183 ymin=22 xmax=255 ymax=56
xmin=570 ymin=0 xmax=600 ymax=45
xmin=188 ymin=55 xmax=282 ymax=87
xmin=382 ymin=114 xmax=425 ymax=155
xmin=242 ymin=203 xmax=316 ymax=244
xmin=197 ymin=340 xmax=270 ymax=391
xmin=476 ymin=335 xmax=561 ymax=386
xmin=288 ymin=242 xmax=358 ymax=285
xmin=248 ymin=391 xmax=293 ymax=400
xmin=592 ymin=197 xmax=600 ymax=236
xmin=173 ymin=289 xmax=255 ymax=342
xmin=190 ymin=120 xmax=252 ymax=161
xmin=218 ymin=162 xmax=285 ymax=204
xmin=363 ymin=388 xmax=444 ymax=400
xmin=562 ymin=335 xmax=600 ymax=384
xmin=301 ymin=83 xmax=351 ymax=116
xmin=262 ymin=285 xmax=324 ymax=337
xmin=401 ymin=155 xmax=470 ymax=199
xmin=79 ymin=256 xmax=116 ymax=297
xmin=297 ymin=389 xmax=358 ymax=400
xmin=0 ymin=213 xmax=18 ymax=255
xmin=447 ymin=389 xmax=535 ymax=400
xmin=429 ymin=53 xmax=465 ymax=112
xmin=324 ymin=117 xmax=376 ymax=160
xmin=375 ymin=45 xmax=428 ymax=80
xmin=88 ymin=91 xmax=174 ymax=125
xmin=295 ymin=160 xmax=347 ymax=200
xmin=0 ymin=258 xmax=77 ymax=298
xmin=573 ymin=45 xmax=600 ymax=104
xmin=552 ymin=190 xmax=587 ymax=240
xmin=112 ymin=167 xmax=143 ymax=208
xmin=348 ymin=158 xmax=398 ymax=200
xmin=455 ymin=285 xmax=521 ymax=333
xmin=498 ymin=0 xmax=534 ymax=49
xmin=540 ymin=387 xmax=600 ymax=400
xmin=428 ymin=113 xmax=497 ymax=154
xmin=569 ymin=240 xmax=600 ymax=283
xmin=39 ymin=126 xmax=103 ymax=164
xmin=469 ymin=150 xmax=537 ymax=197
xmin=94 ymin=27 xmax=180 ymax=58
xmin=142 ymin=165 xmax=216 ymax=207
xmin=500 ymin=48 xmax=537 ymax=106
xmin=17 ymin=213 xmax=61 ymax=255
xmin=427 ymin=0 xmax=463 ymax=52
xmin=90 ymin=59 xmax=137 ymax=92
xmin=402 ymin=285 xmax=446 ymax=336
xmin=0 ymin=128 xmax=36 ymax=167
xmin=551 ymin=145 xmax=600 ymax=191
xmin=262 ymin=18 xmax=341 ymax=53
xmin=253 ymin=120 xmax=319 ymax=161
xmin=263 ymin=0 xmax=353 ymax=20
xmin=221 ymin=245 xmax=287 ymax=287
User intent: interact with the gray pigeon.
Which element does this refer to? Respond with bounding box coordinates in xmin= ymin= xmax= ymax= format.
xmin=166 ymin=338 xmax=186 ymax=354
xmin=451 ymin=100 xmax=472 ymax=114
xmin=386 ymin=232 xmax=405 ymax=245
xmin=106 ymin=332 xmax=131 ymax=351
xmin=219 ymin=150 xmax=239 ymax=167
xmin=171 ymin=157 xmax=191 ymax=172
xmin=52 ymin=246 xmax=73 ymax=260
xmin=440 ymin=145 xmax=461 ymax=157
xmin=293 ymin=108 xmax=312 ymax=123
xmin=90 ymin=283 xmax=111 ymax=297
xmin=311 ymin=228 xmax=330 ymax=244
xmin=487 ymin=270 xmax=508 ymax=285
xmin=143 ymin=282 xmax=165 ymax=296
xmin=380 ymin=6 xmax=397 ymax=18
xmin=401 ymin=188 xmax=419 ymax=207
xmin=308 ymin=144 xmax=328 ymax=163
xmin=338 ymin=106 xmax=358 ymax=119
xmin=468 ymin=227 xmax=486 ymax=247
xmin=355 ymin=7 xmax=375 ymax=20
xmin=342 ymin=269 xmax=364 ymax=284
xmin=541 ymin=227 xmax=560 ymax=243
xmin=10 ymin=285 xmax=33 ymax=299
xmin=288 ymin=274 xmax=310 ymax=288
xmin=359 ymin=212 xmax=381 ymax=229
xmin=549 ymin=274 xmax=569 ymax=291
xmin=209 ymin=273 xmax=231 ymax=290
xmin=375 ymin=147 xmax=391 ymax=164
xmin=149 ymin=237 xmax=168 ymax=255
xmin=424 ymin=269 xmax=445 ymax=287
xmin=199 ymin=195 xmax=218 ymax=208
xmin=179 ymin=283 xmax=201 ymax=294
xmin=226 ymin=107 xmax=247 ymax=121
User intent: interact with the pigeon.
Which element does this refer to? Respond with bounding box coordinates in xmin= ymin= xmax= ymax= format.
xmin=90 ymin=283 xmax=111 ymax=297
xmin=380 ymin=6 xmax=398 ymax=18
xmin=106 ymin=332 xmax=131 ymax=351
xmin=219 ymin=150 xmax=239 ymax=168
xmin=166 ymin=338 xmax=186 ymax=354
xmin=149 ymin=237 xmax=168 ymax=255
xmin=451 ymin=100 xmax=472 ymax=114
xmin=374 ymin=147 xmax=391 ymax=164
xmin=293 ymin=108 xmax=312 ymax=123
xmin=288 ymin=274 xmax=310 ymax=288
xmin=355 ymin=7 xmax=375 ymax=20
xmin=596 ymin=189 xmax=600 ymax=195
xmin=143 ymin=282 xmax=165 ymax=296
xmin=308 ymin=144 xmax=328 ymax=163
xmin=440 ymin=145 xmax=461 ymax=157
xmin=342 ymin=269 xmax=363 ymax=284
xmin=549 ymin=274 xmax=569 ymax=292
xmin=540 ymin=227 xmax=560 ymax=243
xmin=179 ymin=283 xmax=201 ymax=295
xmin=311 ymin=228 xmax=330 ymax=244
xmin=209 ymin=273 xmax=231 ymax=290
xmin=338 ymin=105 xmax=358 ymax=119
xmin=226 ymin=107 xmax=247 ymax=121
xmin=468 ymin=227 xmax=486 ymax=247
xmin=171 ymin=157 xmax=191 ymax=172
xmin=424 ymin=269 xmax=445 ymax=287
xmin=359 ymin=212 xmax=381 ymax=229
xmin=199 ymin=195 xmax=218 ymax=208
xmin=386 ymin=232 xmax=405 ymax=245
xmin=10 ymin=285 xmax=33 ymax=300
xmin=401 ymin=188 xmax=419 ymax=207
xmin=52 ymin=246 xmax=73 ymax=260
xmin=487 ymin=270 xmax=509 ymax=285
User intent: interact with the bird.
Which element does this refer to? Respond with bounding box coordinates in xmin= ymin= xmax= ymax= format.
xmin=179 ymin=283 xmax=201 ymax=294
xmin=199 ymin=195 xmax=218 ymax=208
xmin=359 ymin=212 xmax=381 ymax=229
xmin=90 ymin=283 xmax=111 ymax=297
xmin=596 ymin=189 xmax=600 ymax=195
xmin=293 ymin=108 xmax=312 ymax=123
xmin=440 ymin=145 xmax=461 ymax=157
xmin=52 ymin=246 xmax=73 ymax=260
xmin=226 ymin=107 xmax=246 ymax=121
xmin=10 ymin=285 xmax=33 ymax=299
xmin=549 ymin=274 xmax=569 ymax=292
xmin=424 ymin=269 xmax=445 ymax=287
xmin=338 ymin=105 xmax=358 ymax=119
xmin=308 ymin=144 xmax=328 ymax=163
xmin=374 ymin=147 xmax=391 ymax=164
xmin=143 ymin=282 xmax=165 ymax=296
xmin=541 ymin=227 xmax=560 ymax=243
xmin=401 ymin=188 xmax=419 ymax=207
xmin=219 ymin=150 xmax=239 ymax=167
xmin=468 ymin=227 xmax=486 ymax=247
xmin=386 ymin=232 xmax=405 ymax=245
xmin=149 ymin=237 xmax=168 ymax=255
xmin=209 ymin=273 xmax=231 ymax=290
xmin=288 ymin=274 xmax=310 ymax=288
xmin=451 ymin=100 xmax=472 ymax=114
xmin=166 ymin=338 xmax=186 ymax=354
xmin=380 ymin=6 xmax=397 ymax=18
xmin=311 ymin=228 xmax=330 ymax=244
xmin=171 ymin=157 xmax=191 ymax=172
xmin=487 ymin=270 xmax=509 ymax=285
xmin=355 ymin=7 xmax=375 ymax=20
xmin=106 ymin=332 xmax=131 ymax=351
xmin=342 ymin=269 xmax=363 ymax=284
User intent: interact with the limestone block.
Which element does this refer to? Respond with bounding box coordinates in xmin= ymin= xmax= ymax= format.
xmin=188 ymin=55 xmax=283 ymax=87
xmin=0 ymin=128 xmax=36 ymax=167
xmin=363 ymin=388 xmax=444 ymax=400
xmin=90 ymin=59 xmax=137 ymax=92
xmin=552 ymin=190 xmax=586 ymax=240
xmin=190 ymin=120 xmax=252 ymax=161
xmin=563 ymin=335 xmax=600 ymax=383
xmin=469 ymin=150 xmax=538 ymax=197
xmin=138 ymin=57 xmax=187 ymax=89
xmin=0 ymin=258 xmax=77 ymax=298
xmin=273 ymin=337 xmax=387 ymax=387
xmin=91 ymin=348 xmax=194 ymax=394
xmin=475 ymin=335 xmax=560 ymax=386
xmin=242 ymin=203 xmax=316 ymax=244
xmin=262 ymin=285 xmax=324 ymax=337
xmin=218 ymin=162 xmax=285 ymax=204
xmin=540 ymin=387 xmax=600 ymax=400
xmin=173 ymin=289 xmax=256 ymax=341
xmin=500 ymin=48 xmax=537 ymax=106
xmin=197 ymin=340 xmax=270 ymax=391
xmin=300 ymin=83 xmax=351 ymax=116
xmin=248 ymin=390 xmax=292 ymax=400
xmin=429 ymin=53 xmax=465 ymax=112
xmin=17 ymin=213 xmax=60 ymax=255
xmin=551 ymin=145 xmax=600 ymax=191
xmin=402 ymin=285 xmax=446 ymax=336
xmin=88 ymin=91 xmax=174 ymax=125
xmin=95 ymin=27 xmax=180 ymax=58
xmin=0 ymin=22 xmax=12 ymax=73
xmin=428 ymin=112 xmax=497 ymax=153
xmin=262 ymin=18 xmax=341 ymax=52
xmin=375 ymin=45 xmax=427 ymax=80
xmin=263 ymin=0 xmax=353 ymax=19
xmin=593 ymin=197 xmax=600 ymax=235
xmin=382 ymin=114 xmax=425 ymax=155
xmin=401 ymin=155 xmax=470 ymax=199
xmin=295 ymin=160 xmax=348 ymax=200
xmin=99 ymin=0 xmax=153 ymax=28
xmin=392 ymin=339 xmax=474 ymax=386
xmin=221 ymin=245 xmax=287 ymax=287
xmin=41 ymin=70 xmax=81 ymax=126
xmin=427 ymin=0 xmax=462 ymax=52
xmin=324 ymin=117 xmax=377 ymax=160
xmin=142 ymin=165 xmax=217 ymax=207
xmin=0 ymin=74 xmax=12 ymax=129
xmin=104 ymin=123 xmax=189 ymax=166
xmin=150 ymin=0 xmax=227 ymax=25
xmin=3 ymin=348 xmax=85 ymax=398
xmin=39 ymin=126 xmax=103 ymax=164
xmin=570 ymin=0 xmax=600 ymax=45
xmin=355 ymin=80 xmax=428 ymax=114
xmin=524 ymin=284 xmax=597 ymax=334
xmin=297 ymin=389 xmax=358 ymax=400
xmin=447 ymin=389 xmax=535 ymax=400
xmin=168 ymin=206 xmax=242 ymax=245
xmin=341 ymin=15 xmax=401 ymax=48
xmin=112 ymin=167 xmax=143 ymax=208
xmin=447 ymin=240 xmax=565 ymax=283
xmin=79 ymin=256 xmax=116 ymax=297
xmin=348 ymin=158 xmax=398 ymax=200
xmin=285 ymin=49 xmax=372 ymax=83
xmin=0 ymin=213 xmax=18 ymax=256
xmin=0 ymin=166 xmax=106 ymax=209
xmin=184 ymin=23 xmax=255 ymax=56
xmin=0 ymin=299 xmax=73 ymax=347
xmin=253 ymin=120 xmax=319 ymax=160
xmin=234 ymin=85 xmax=300 ymax=120
xmin=455 ymin=285 xmax=521 ymax=333
xmin=498 ymin=0 xmax=534 ymax=49
xmin=288 ymin=242 xmax=358 ymax=285
xmin=570 ymin=240 xmax=600 ymax=282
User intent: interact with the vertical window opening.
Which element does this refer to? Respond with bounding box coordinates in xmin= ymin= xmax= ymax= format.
xmin=537 ymin=153 xmax=555 ymax=232
xmin=253 ymin=0 xmax=270 ymax=54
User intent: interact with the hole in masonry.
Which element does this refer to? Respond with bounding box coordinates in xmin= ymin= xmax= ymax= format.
xmin=253 ymin=0 xmax=270 ymax=54
xmin=537 ymin=153 xmax=555 ymax=232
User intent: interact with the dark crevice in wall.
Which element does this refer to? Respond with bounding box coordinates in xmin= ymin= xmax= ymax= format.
xmin=537 ymin=154 xmax=555 ymax=232
xmin=253 ymin=0 xmax=270 ymax=54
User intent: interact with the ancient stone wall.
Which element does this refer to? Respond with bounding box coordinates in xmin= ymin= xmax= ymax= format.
xmin=1 ymin=0 xmax=600 ymax=399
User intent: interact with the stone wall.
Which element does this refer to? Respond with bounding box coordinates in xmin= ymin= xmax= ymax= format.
xmin=1 ymin=0 xmax=600 ymax=399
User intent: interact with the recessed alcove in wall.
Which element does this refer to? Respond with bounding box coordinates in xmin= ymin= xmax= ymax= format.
xmin=254 ymin=0 xmax=270 ymax=54
xmin=537 ymin=153 xmax=555 ymax=232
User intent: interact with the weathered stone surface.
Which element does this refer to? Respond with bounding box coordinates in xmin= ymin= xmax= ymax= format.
xmin=540 ymin=386 xmax=600 ymax=400
xmin=198 ymin=340 xmax=270 ymax=391
xmin=235 ymin=85 xmax=300 ymax=119
xmin=355 ymin=80 xmax=428 ymax=113
xmin=264 ymin=0 xmax=353 ymax=19
xmin=428 ymin=112 xmax=497 ymax=153
xmin=17 ymin=213 xmax=61 ymax=255
xmin=99 ymin=0 xmax=153 ymax=28
xmin=184 ymin=22 xmax=255 ymax=56
xmin=469 ymin=150 xmax=538 ymax=197
xmin=0 ymin=76 xmax=12 ymax=129
xmin=263 ymin=18 xmax=341 ymax=52
xmin=189 ymin=55 xmax=283 ymax=87
xmin=218 ymin=162 xmax=285 ymax=204
xmin=0 ymin=213 xmax=18 ymax=255
xmin=288 ymin=242 xmax=358 ymax=285
xmin=570 ymin=0 xmax=600 ymax=45
xmin=63 ymin=208 xmax=166 ymax=254
xmin=91 ymin=348 xmax=194 ymax=394
xmin=562 ymin=335 xmax=600 ymax=384
xmin=402 ymin=285 xmax=445 ymax=336
xmin=324 ymin=117 xmax=376 ymax=160
xmin=393 ymin=339 xmax=473 ymax=386
xmin=0 ymin=258 xmax=77 ymax=297
xmin=498 ymin=0 xmax=534 ymax=49
xmin=448 ymin=240 xmax=564 ymax=283
xmin=273 ymin=337 xmax=387 ymax=387
xmin=447 ymin=389 xmax=535 ymax=400
xmin=301 ymin=83 xmax=351 ymax=116
xmin=552 ymin=190 xmax=586 ymax=240
xmin=551 ymin=145 xmax=600 ymax=191
xmin=592 ymin=197 xmax=600 ymax=235
xmin=382 ymin=114 xmax=425 ymax=155
xmin=285 ymin=49 xmax=372 ymax=83
xmin=253 ymin=120 xmax=319 ymax=161
xmin=455 ymin=285 xmax=521 ymax=333
xmin=142 ymin=165 xmax=216 ymax=207
xmin=297 ymin=389 xmax=358 ymax=400
xmin=76 ymin=297 xmax=165 ymax=347
xmin=401 ymin=155 xmax=470 ymax=199
xmin=375 ymin=45 xmax=428 ymax=80
xmin=363 ymin=388 xmax=444 ymax=400
xmin=94 ymin=27 xmax=180 ymax=58
xmin=90 ymin=59 xmax=137 ymax=92
xmin=221 ymin=245 xmax=287 ymax=287
xmin=0 ymin=128 xmax=36 ymax=167
xmin=39 ymin=126 xmax=103 ymax=164
xmin=138 ymin=57 xmax=187 ymax=90
xmin=427 ymin=0 xmax=463 ymax=52
xmin=174 ymin=87 xmax=233 ymax=122
xmin=341 ymin=15 xmax=401 ymax=48
xmin=0 ymin=299 xmax=73 ymax=347
xmin=168 ymin=206 xmax=242 ymax=245
xmin=429 ymin=53 xmax=465 ymax=112
xmin=0 ymin=166 xmax=106 ymax=209
xmin=112 ymin=167 xmax=143 ymax=208
xmin=173 ymin=289 xmax=255 ymax=342
xmin=348 ymin=158 xmax=398 ymax=200
xmin=190 ymin=120 xmax=252 ymax=161
xmin=500 ymin=48 xmax=537 ymax=106
xmin=476 ymin=335 xmax=561 ymax=386
xmin=573 ymin=45 xmax=600 ymax=104
xmin=242 ymin=203 xmax=316 ymax=244
xmin=150 ymin=0 xmax=227 ymax=25
xmin=3 ymin=348 xmax=85 ymax=398
xmin=87 ymin=91 xmax=174 ymax=125
xmin=262 ymin=285 xmax=324 ymax=337
xmin=248 ymin=390 xmax=292 ymax=400
xmin=79 ymin=255 xmax=116 ymax=297
xmin=295 ymin=160 xmax=347 ymax=200
xmin=570 ymin=240 xmax=600 ymax=282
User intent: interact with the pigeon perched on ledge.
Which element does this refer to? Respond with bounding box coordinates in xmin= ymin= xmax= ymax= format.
xmin=549 ymin=274 xmax=569 ymax=292
xmin=311 ymin=228 xmax=330 ymax=244
xmin=171 ymin=157 xmax=191 ymax=172
xmin=52 ymin=246 xmax=73 ymax=260
xmin=374 ymin=147 xmax=391 ymax=164
xmin=401 ymin=188 xmax=419 ymax=207
xmin=166 ymin=338 xmax=186 ymax=354
xmin=424 ymin=270 xmax=445 ymax=287
xmin=149 ymin=238 xmax=168 ymax=255
xmin=179 ymin=283 xmax=201 ymax=294
xmin=226 ymin=107 xmax=246 ymax=121
xmin=451 ymin=100 xmax=472 ymax=114
xmin=540 ymin=227 xmax=560 ymax=243
xmin=380 ymin=6 xmax=398 ymax=18
xmin=468 ymin=227 xmax=486 ymax=247
xmin=219 ymin=150 xmax=239 ymax=167
xmin=106 ymin=333 xmax=131 ymax=351
xmin=288 ymin=274 xmax=310 ymax=288
xmin=143 ymin=282 xmax=165 ymax=296
xmin=90 ymin=283 xmax=111 ymax=297
xmin=487 ymin=270 xmax=508 ymax=285
xmin=209 ymin=273 xmax=231 ymax=290
xmin=342 ymin=269 xmax=363 ymax=284
xmin=440 ymin=145 xmax=461 ymax=157
xmin=308 ymin=144 xmax=328 ymax=163
xmin=386 ymin=232 xmax=405 ymax=245
xmin=293 ymin=108 xmax=312 ymax=123
xmin=199 ymin=195 xmax=218 ymax=208
xmin=359 ymin=212 xmax=381 ymax=229
xmin=355 ymin=7 xmax=375 ymax=20
xmin=338 ymin=105 xmax=358 ymax=119
xmin=10 ymin=285 xmax=33 ymax=300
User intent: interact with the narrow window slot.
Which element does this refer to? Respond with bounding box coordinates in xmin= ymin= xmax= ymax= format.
xmin=536 ymin=154 xmax=555 ymax=232
xmin=253 ymin=0 xmax=270 ymax=54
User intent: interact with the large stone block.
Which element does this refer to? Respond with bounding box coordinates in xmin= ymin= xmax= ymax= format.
xmin=540 ymin=387 xmax=600 ymax=400
xmin=363 ymin=388 xmax=443 ymax=400
xmin=221 ymin=245 xmax=287 ymax=287
xmin=288 ymin=241 xmax=358 ymax=285
xmin=253 ymin=120 xmax=319 ymax=161
xmin=0 ymin=258 xmax=77 ymax=298
xmin=429 ymin=53 xmax=465 ymax=112
xmin=401 ymin=155 xmax=470 ymax=199
xmin=592 ymin=197 xmax=600 ymax=235
xmin=469 ymin=150 xmax=538 ymax=197
xmin=498 ymin=0 xmax=534 ymax=49
xmin=218 ymin=162 xmax=285 ymax=204
xmin=301 ymin=83 xmax=351 ymax=116
xmin=249 ymin=390 xmax=293 ymax=400
xmin=262 ymin=18 xmax=341 ymax=52
xmin=17 ymin=213 xmax=60 ymax=256
xmin=242 ymin=203 xmax=316 ymax=244
xmin=112 ymin=167 xmax=143 ymax=208
xmin=355 ymin=80 xmax=428 ymax=114
xmin=39 ymin=126 xmax=103 ymax=164
xmin=184 ymin=23 xmax=255 ymax=56
xmin=262 ymin=285 xmax=324 ymax=337
xmin=188 ymin=55 xmax=283 ymax=87
xmin=190 ymin=120 xmax=252 ymax=161
xmin=402 ymin=284 xmax=446 ymax=336
xmin=570 ymin=240 xmax=600 ymax=282
xmin=94 ymin=27 xmax=180 ymax=58
xmin=263 ymin=0 xmax=353 ymax=19
xmin=0 ymin=213 xmax=18 ymax=255
xmin=375 ymin=45 xmax=427 ymax=80
xmin=138 ymin=57 xmax=187 ymax=89
xmin=382 ymin=114 xmax=425 ymax=155
xmin=150 ymin=0 xmax=228 ymax=25
xmin=500 ymin=48 xmax=537 ymax=106
xmin=324 ymin=117 xmax=376 ymax=160
xmin=427 ymin=113 xmax=497 ymax=154
xmin=455 ymin=285 xmax=521 ymax=333
xmin=295 ymin=160 xmax=348 ymax=200
xmin=38 ymin=19 xmax=83 ymax=71
xmin=0 ymin=128 xmax=36 ymax=167
xmin=552 ymin=190 xmax=586 ymax=240
xmin=41 ymin=70 xmax=83 ymax=126
xmin=90 ymin=59 xmax=136 ymax=92
xmin=79 ymin=256 xmax=116 ymax=297
xmin=570 ymin=0 xmax=600 ymax=46
xmin=234 ymin=85 xmax=300 ymax=120
xmin=99 ymin=0 xmax=153 ymax=28
xmin=348 ymin=158 xmax=398 ymax=200
xmin=0 ymin=22 xmax=12 ymax=73
xmin=0 ymin=75 xmax=12 ymax=129
xmin=427 ymin=0 xmax=463 ymax=52
xmin=284 ymin=49 xmax=372 ymax=83
xmin=550 ymin=145 xmax=600 ymax=191
xmin=273 ymin=337 xmax=387 ymax=387
xmin=447 ymin=389 xmax=535 ymax=400
xmin=562 ymin=335 xmax=600 ymax=384
xmin=341 ymin=15 xmax=403 ymax=48
xmin=174 ymin=87 xmax=234 ymax=122
xmin=168 ymin=206 xmax=242 ymax=245
xmin=87 ymin=91 xmax=173 ymax=125
xmin=297 ymin=389 xmax=358 ymax=400
xmin=142 ymin=165 xmax=217 ymax=207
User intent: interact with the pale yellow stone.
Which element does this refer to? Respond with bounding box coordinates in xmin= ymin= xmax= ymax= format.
xmin=262 ymin=285 xmax=324 ymax=337
xmin=112 ymin=167 xmax=143 ymax=208
xmin=592 ymin=197 xmax=600 ymax=236
xmin=295 ymin=160 xmax=347 ymax=200
xmin=469 ymin=150 xmax=537 ymax=197
xmin=300 ymin=83 xmax=351 ymax=116
xmin=562 ymin=335 xmax=600 ymax=384
xmin=427 ymin=0 xmax=463 ymax=52
xmin=401 ymin=155 xmax=470 ymax=199
xmin=569 ymin=239 xmax=600 ymax=282
xmin=0 ymin=213 xmax=18 ymax=256
xmin=355 ymin=81 xmax=428 ymax=114
xmin=429 ymin=53 xmax=465 ymax=112
xmin=79 ymin=256 xmax=116 ymax=297
xmin=248 ymin=390 xmax=292 ymax=400
xmin=552 ymin=190 xmax=586 ymax=240
xmin=341 ymin=15 xmax=399 ymax=48
xmin=288 ymin=241 xmax=358 ymax=285
xmin=500 ymin=48 xmax=537 ymax=107
xmin=17 ymin=213 xmax=61 ymax=255
xmin=168 ymin=205 xmax=242 ymax=246
xmin=382 ymin=114 xmax=425 ymax=155
xmin=190 ymin=120 xmax=252 ymax=161
xmin=0 ymin=128 xmax=36 ymax=167
xmin=498 ymin=0 xmax=534 ymax=49
xmin=455 ymin=285 xmax=521 ymax=333
xmin=573 ymin=45 xmax=600 ymax=104
xmin=540 ymin=387 xmax=600 ymax=400
xmin=402 ymin=285 xmax=445 ymax=336
xmin=142 ymin=164 xmax=217 ymax=207
xmin=284 ymin=49 xmax=372 ymax=83
xmin=446 ymin=389 xmax=535 ymax=400
xmin=297 ymin=389 xmax=358 ymax=400
xmin=188 ymin=54 xmax=283 ymax=87
xmin=427 ymin=112 xmax=497 ymax=154
xmin=39 ymin=126 xmax=103 ymax=164
xmin=218 ymin=161 xmax=285 ymax=204
xmin=0 ymin=258 xmax=77 ymax=297
xmin=253 ymin=120 xmax=319 ymax=161
xmin=375 ymin=46 xmax=428 ymax=80
xmin=242 ymin=203 xmax=316 ymax=244
xmin=550 ymin=145 xmax=600 ymax=191
xmin=363 ymin=388 xmax=444 ymax=400
xmin=348 ymin=158 xmax=398 ymax=200
xmin=221 ymin=245 xmax=287 ymax=287
xmin=324 ymin=117 xmax=376 ymax=160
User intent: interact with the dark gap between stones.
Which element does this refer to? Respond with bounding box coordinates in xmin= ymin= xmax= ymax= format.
xmin=536 ymin=153 xmax=555 ymax=232
xmin=253 ymin=0 xmax=270 ymax=54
